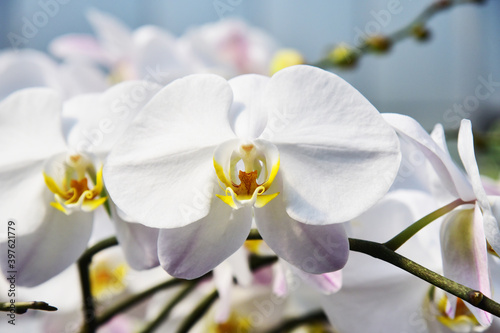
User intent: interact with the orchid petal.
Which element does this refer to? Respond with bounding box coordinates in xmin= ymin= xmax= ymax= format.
xmin=111 ymin=203 xmax=160 ymax=270
xmin=261 ymin=65 xmax=401 ymax=224
xmin=430 ymin=123 xmax=451 ymax=156
xmin=226 ymin=247 xmax=252 ymax=287
xmin=0 ymin=49 xmax=64 ymax=100
xmin=440 ymin=204 xmax=492 ymax=327
xmin=86 ymin=8 xmax=133 ymax=63
xmin=321 ymin=271 xmax=430 ymax=333
xmin=0 ymin=88 xmax=66 ymax=167
xmin=254 ymin=175 xmax=349 ymax=274
xmin=133 ymin=25 xmax=189 ymax=80
xmin=157 ymin=198 xmax=252 ymax=279
xmin=49 ymin=34 xmax=108 ymax=64
xmin=384 ymin=113 xmax=475 ymax=201
xmin=298 ymin=268 xmax=342 ymax=295
xmin=228 ymin=74 xmax=270 ymax=139
xmin=213 ymin=262 xmax=233 ymax=323
xmin=64 ymin=80 xmax=162 ymax=157
xmin=458 ymin=119 xmax=500 ymax=255
xmin=104 ymin=74 xmax=236 ymax=228
xmin=1 ymin=208 xmax=92 ymax=287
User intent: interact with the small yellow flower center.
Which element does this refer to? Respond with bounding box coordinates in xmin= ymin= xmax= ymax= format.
xmin=213 ymin=141 xmax=280 ymax=209
xmin=43 ymin=153 xmax=107 ymax=214
xmin=90 ymin=260 xmax=128 ymax=300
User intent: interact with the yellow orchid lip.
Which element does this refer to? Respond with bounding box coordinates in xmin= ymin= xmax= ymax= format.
xmin=43 ymin=153 xmax=107 ymax=215
xmin=213 ymin=139 xmax=280 ymax=209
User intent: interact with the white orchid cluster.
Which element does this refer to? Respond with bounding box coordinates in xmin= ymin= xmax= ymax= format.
xmin=1 ymin=9 xmax=500 ymax=333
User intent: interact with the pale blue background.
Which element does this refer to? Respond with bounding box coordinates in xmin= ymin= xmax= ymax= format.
xmin=0 ymin=0 xmax=499 ymax=129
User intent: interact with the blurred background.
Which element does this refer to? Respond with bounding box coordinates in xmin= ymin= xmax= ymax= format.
xmin=0 ymin=0 xmax=499 ymax=132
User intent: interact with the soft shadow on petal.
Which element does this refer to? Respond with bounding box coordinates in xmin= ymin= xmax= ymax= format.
xmin=158 ymin=197 xmax=252 ymax=279
xmin=254 ymin=176 xmax=349 ymax=274
xmin=228 ymin=74 xmax=270 ymax=139
xmin=1 ymin=208 xmax=93 ymax=287
xmin=261 ymin=65 xmax=401 ymax=224
xmin=111 ymin=203 xmax=160 ymax=270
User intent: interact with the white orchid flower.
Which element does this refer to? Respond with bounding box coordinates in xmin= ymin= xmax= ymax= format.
xmin=384 ymin=114 xmax=495 ymax=329
xmin=0 ymin=81 xmax=161 ymax=286
xmin=0 ymin=48 xmax=108 ymax=101
xmin=104 ymin=65 xmax=401 ymax=279
xmin=50 ymin=9 xmax=196 ymax=84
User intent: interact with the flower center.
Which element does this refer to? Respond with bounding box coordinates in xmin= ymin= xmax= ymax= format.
xmin=213 ymin=139 xmax=280 ymax=209
xmin=90 ymin=259 xmax=129 ymax=300
xmin=43 ymin=153 xmax=107 ymax=215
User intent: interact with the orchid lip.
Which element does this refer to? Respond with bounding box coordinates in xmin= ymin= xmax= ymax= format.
xmin=213 ymin=139 xmax=280 ymax=209
xmin=43 ymin=152 xmax=107 ymax=215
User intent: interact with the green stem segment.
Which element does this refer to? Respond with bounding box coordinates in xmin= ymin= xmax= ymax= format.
xmin=0 ymin=301 xmax=57 ymax=314
xmin=384 ymin=199 xmax=473 ymax=250
xmin=139 ymin=282 xmax=198 ymax=333
xmin=175 ymin=290 xmax=219 ymax=333
xmin=96 ymin=278 xmax=186 ymax=327
xmin=349 ymin=238 xmax=500 ymax=317
xmin=77 ymin=236 xmax=119 ymax=333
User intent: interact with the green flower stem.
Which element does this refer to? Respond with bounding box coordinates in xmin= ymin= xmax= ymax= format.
xmin=175 ymin=289 xmax=219 ymax=333
xmin=78 ymin=236 xmax=119 ymax=333
xmin=264 ymin=310 xmax=329 ymax=333
xmin=96 ymin=278 xmax=186 ymax=327
xmin=384 ymin=199 xmax=473 ymax=251
xmin=316 ymin=0 xmax=484 ymax=68
xmin=0 ymin=301 xmax=57 ymax=314
xmin=349 ymin=238 xmax=500 ymax=317
xmin=138 ymin=281 xmax=198 ymax=333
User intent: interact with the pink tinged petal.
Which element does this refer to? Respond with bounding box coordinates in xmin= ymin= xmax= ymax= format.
xmin=261 ymin=65 xmax=401 ymax=224
xmin=213 ymin=262 xmax=233 ymax=323
xmin=64 ymin=80 xmax=162 ymax=157
xmin=458 ymin=119 xmax=500 ymax=255
xmin=1 ymin=208 xmax=93 ymax=287
xmin=0 ymin=88 xmax=66 ymax=167
xmin=104 ymin=75 xmax=235 ymax=228
xmin=440 ymin=204 xmax=492 ymax=327
xmin=228 ymin=74 xmax=270 ymax=139
xmin=384 ymin=113 xmax=475 ymax=202
xmin=157 ymin=199 xmax=252 ymax=279
xmin=86 ymin=9 xmax=134 ymax=63
xmin=254 ymin=182 xmax=349 ymax=274
xmin=272 ymin=262 xmax=288 ymax=297
xmin=111 ymin=203 xmax=160 ymax=270
xmin=49 ymin=34 xmax=108 ymax=64
xmin=292 ymin=267 xmax=342 ymax=295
